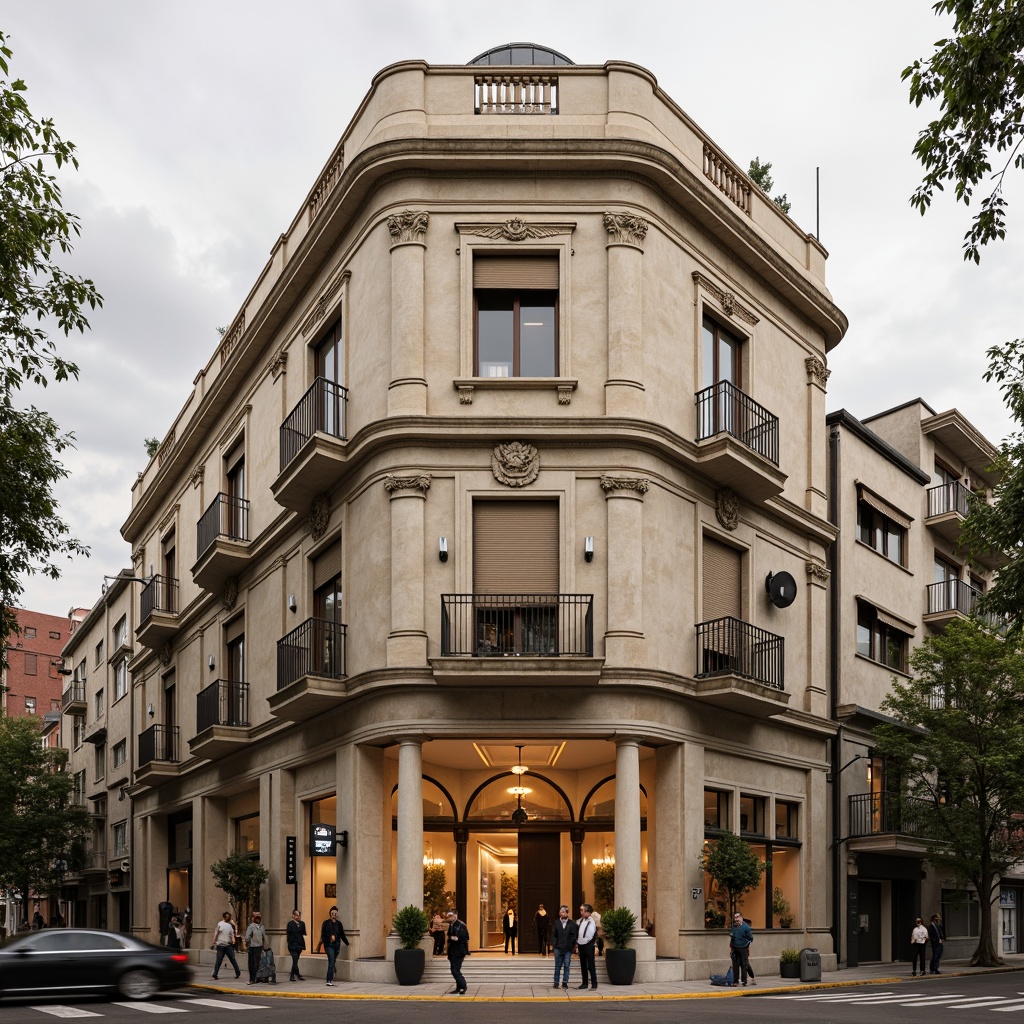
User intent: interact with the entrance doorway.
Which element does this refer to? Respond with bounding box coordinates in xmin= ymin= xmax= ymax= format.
xmin=858 ymin=881 xmax=882 ymax=962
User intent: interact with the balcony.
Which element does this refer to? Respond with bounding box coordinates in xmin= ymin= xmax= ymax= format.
xmin=190 ymin=679 xmax=250 ymax=759
xmin=925 ymin=481 xmax=972 ymax=544
xmin=432 ymin=594 xmax=602 ymax=686
xmin=268 ymin=618 xmax=348 ymax=722
xmin=62 ymin=682 xmax=86 ymax=715
xmin=924 ymin=579 xmax=1005 ymax=632
xmin=272 ymin=377 xmax=349 ymax=512
xmin=135 ymin=724 xmax=180 ymax=784
xmin=135 ymin=575 xmax=180 ymax=649
xmin=692 ymin=616 xmax=790 ymax=718
xmin=693 ymin=382 xmax=785 ymax=502
xmin=847 ymin=791 xmax=935 ymax=855
xmin=192 ymin=493 xmax=251 ymax=592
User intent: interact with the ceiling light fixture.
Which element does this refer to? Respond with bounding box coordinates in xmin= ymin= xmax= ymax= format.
xmin=511 ymin=744 xmax=529 ymax=826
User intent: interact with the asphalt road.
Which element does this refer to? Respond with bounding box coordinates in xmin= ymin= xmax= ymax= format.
xmin=3 ymin=973 xmax=1024 ymax=1023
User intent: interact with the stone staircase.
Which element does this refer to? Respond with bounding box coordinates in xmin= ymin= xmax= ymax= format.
xmin=421 ymin=953 xmax=609 ymax=985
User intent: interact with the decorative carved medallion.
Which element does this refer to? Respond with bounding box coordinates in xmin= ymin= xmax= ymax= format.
xmin=715 ymin=488 xmax=741 ymax=531
xmin=268 ymin=348 xmax=288 ymax=382
xmin=158 ymin=641 xmax=172 ymax=667
xmin=600 ymin=476 xmax=650 ymax=496
xmin=474 ymin=218 xmax=563 ymax=242
xmin=692 ymin=272 xmax=759 ymax=326
xmin=309 ymin=493 xmax=331 ymax=541
xmin=492 ymin=442 xmax=540 ymax=487
xmin=604 ymin=212 xmax=649 ymax=247
xmin=387 ymin=210 xmax=429 ymax=244
xmin=190 ymin=465 xmax=204 ymax=489
xmin=806 ymin=560 xmax=831 ymax=583
xmin=222 ymin=577 xmax=238 ymax=611
xmin=383 ymin=474 xmax=432 ymax=496
xmin=805 ymin=356 xmax=830 ymax=390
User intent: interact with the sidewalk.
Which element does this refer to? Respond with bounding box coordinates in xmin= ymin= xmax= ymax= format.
xmin=192 ymin=954 xmax=1024 ymax=1001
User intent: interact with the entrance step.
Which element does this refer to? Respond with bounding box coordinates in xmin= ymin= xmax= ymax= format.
xmin=423 ymin=954 xmax=609 ymax=985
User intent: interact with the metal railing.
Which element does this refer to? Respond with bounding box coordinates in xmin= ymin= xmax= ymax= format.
xmin=848 ymin=791 xmax=934 ymax=837
xmin=695 ymin=381 xmax=779 ymax=465
xmin=62 ymin=682 xmax=86 ymax=709
xmin=474 ymin=74 xmax=558 ymax=114
xmin=138 ymin=724 xmax=179 ymax=767
xmin=140 ymin=575 xmax=178 ymax=621
xmin=695 ymin=616 xmax=785 ymax=690
xmin=196 ymin=679 xmax=250 ymax=733
xmin=927 ymin=480 xmax=972 ymax=519
xmin=280 ymin=376 xmax=348 ymax=472
xmin=926 ymin=580 xmax=1007 ymax=632
xmin=440 ymin=594 xmax=594 ymax=657
xmin=197 ymin=493 xmax=250 ymax=560
xmin=277 ymin=618 xmax=347 ymax=690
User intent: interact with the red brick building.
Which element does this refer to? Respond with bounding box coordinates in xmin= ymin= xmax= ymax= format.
xmin=2 ymin=609 xmax=76 ymax=720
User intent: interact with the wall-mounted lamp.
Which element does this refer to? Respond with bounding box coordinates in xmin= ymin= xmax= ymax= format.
xmin=338 ymin=830 xmax=349 ymax=849
xmin=826 ymin=752 xmax=870 ymax=784
xmin=288 ymin=594 xmax=297 ymax=613
xmin=584 ymin=536 xmax=594 ymax=563
xmin=51 ymin=659 xmax=73 ymax=677
xmin=207 ymin=655 xmax=215 ymax=671
xmin=438 ymin=537 xmax=448 ymax=563
xmin=147 ymin=703 xmax=155 ymax=718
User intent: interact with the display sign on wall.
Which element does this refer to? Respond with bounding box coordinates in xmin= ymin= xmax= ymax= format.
xmin=285 ymin=836 xmax=297 ymax=884
xmin=310 ymin=823 xmax=336 ymax=857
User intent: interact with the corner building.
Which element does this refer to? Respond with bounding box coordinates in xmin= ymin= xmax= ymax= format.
xmin=122 ymin=44 xmax=847 ymax=981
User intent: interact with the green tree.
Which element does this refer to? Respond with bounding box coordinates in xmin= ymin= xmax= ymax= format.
xmin=699 ymin=830 xmax=765 ymax=921
xmin=873 ymin=618 xmax=1024 ymax=966
xmin=423 ymin=862 xmax=451 ymax=912
xmin=0 ymin=30 xmax=101 ymax=650
xmin=210 ymin=851 xmax=270 ymax=927
xmin=0 ymin=713 xmax=89 ymax=927
xmin=905 ymin=1 xmax=1024 ymax=262
xmin=748 ymin=157 xmax=792 ymax=214
xmin=592 ymin=862 xmax=615 ymax=914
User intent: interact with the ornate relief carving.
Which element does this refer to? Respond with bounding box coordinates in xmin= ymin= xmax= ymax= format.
xmin=557 ymin=385 xmax=573 ymax=406
xmin=806 ymin=560 xmax=831 ymax=583
xmin=387 ymin=210 xmax=430 ymax=244
xmin=600 ymin=476 xmax=650 ymax=496
xmin=218 ymin=312 xmax=245 ymax=365
xmin=190 ymin=465 xmax=204 ymax=489
xmin=221 ymin=578 xmax=238 ymax=611
xmin=492 ymin=442 xmax=540 ymax=487
xmin=158 ymin=503 xmax=179 ymax=536
xmin=457 ymin=385 xmax=474 ymax=405
xmin=309 ymin=150 xmax=342 ymax=222
xmin=268 ymin=348 xmax=288 ymax=381
xmin=299 ymin=274 xmax=345 ymax=337
xmin=383 ymin=474 xmax=432 ymax=496
xmin=715 ymin=488 xmax=741 ymax=531
xmin=603 ymin=212 xmax=649 ymax=247
xmin=691 ymin=272 xmax=759 ymax=326
xmin=309 ymin=493 xmax=331 ymax=541
xmin=473 ymin=218 xmax=563 ymax=241
xmin=157 ymin=429 xmax=176 ymax=467
xmin=805 ymin=356 xmax=830 ymax=390
xmin=158 ymin=641 xmax=173 ymax=667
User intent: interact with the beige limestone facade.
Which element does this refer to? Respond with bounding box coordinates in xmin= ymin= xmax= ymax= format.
xmin=72 ymin=47 xmax=851 ymax=981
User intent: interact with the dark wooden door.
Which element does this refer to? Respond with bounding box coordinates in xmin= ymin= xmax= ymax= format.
xmin=858 ymin=881 xmax=883 ymax=962
xmin=517 ymin=833 xmax=561 ymax=953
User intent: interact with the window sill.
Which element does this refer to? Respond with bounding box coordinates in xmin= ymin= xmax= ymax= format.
xmin=453 ymin=377 xmax=577 ymax=405
xmin=854 ymin=651 xmax=911 ymax=679
xmin=853 ymin=538 xmax=914 ymax=575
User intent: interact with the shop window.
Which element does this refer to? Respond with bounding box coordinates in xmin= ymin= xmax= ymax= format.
xmin=704 ymin=789 xmax=730 ymax=831
xmin=740 ymin=794 xmax=766 ymax=835
xmin=236 ymin=814 xmax=260 ymax=857
xmin=942 ymin=889 xmax=981 ymax=937
xmin=775 ymin=800 xmax=799 ymax=838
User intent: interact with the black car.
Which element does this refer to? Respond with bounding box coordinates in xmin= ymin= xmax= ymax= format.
xmin=0 ymin=928 xmax=192 ymax=1000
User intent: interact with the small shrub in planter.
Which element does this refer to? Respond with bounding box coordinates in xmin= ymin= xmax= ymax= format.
xmin=392 ymin=905 xmax=430 ymax=985
xmin=779 ymin=947 xmax=801 ymax=979
xmin=601 ymin=906 xmax=637 ymax=985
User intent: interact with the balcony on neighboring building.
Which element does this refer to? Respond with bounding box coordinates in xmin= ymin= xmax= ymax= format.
xmin=190 ymin=679 xmax=250 ymax=759
xmin=847 ymin=791 xmax=935 ymax=855
xmin=692 ymin=616 xmax=790 ymax=717
xmin=192 ymin=493 xmax=251 ymax=592
xmin=693 ymin=382 xmax=785 ymax=502
xmin=924 ymin=579 xmax=1005 ymax=632
xmin=62 ymin=682 xmax=86 ymax=715
xmin=432 ymin=594 xmax=602 ymax=685
xmin=269 ymin=618 xmax=348 ymax=722
xmin=135 ymin=723 xmax=180 ymax=784
xmin=272 ymin=377 xmax=349 ymax=512
xmin=925 ymin=481 xmax=972 ymax=544
xmin=136 ymin=575 xmax=180 ymax=649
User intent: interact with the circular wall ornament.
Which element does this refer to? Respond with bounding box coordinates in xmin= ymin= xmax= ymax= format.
xmin=491 ymin=441 xmax=540 ymax=487
xmin=715 ymin=488 xmax=740 ymax=531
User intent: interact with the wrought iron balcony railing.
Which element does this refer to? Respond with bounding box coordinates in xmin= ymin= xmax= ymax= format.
xmin=140 ymin=575 xmax=178 ymax=621
xmin=695 ymin=616 xmax=784 ymax=690
xmin=280 ymin=376 xmax=348 ymax=472
xmin=197 ymin=493 xmax=250 ymax=560
xmin=196 ymin=679 xmax=250 ymax=733
xmin=62 ymin=682 xmax=86 ymax=710
xmin=277 ymin=617 xmax=347 ymax=690
xmin=138 ymin=724 xmax=179 ymax=767
xmin=440 ymin=594 xmax=594 ymax=657
xmin=695 ymin=380 xmax=779 ymax=465
xmin=848 ymin=791 xmax=935 ymax=838
xmin=927 ymin=480 xmax=973 ymax=519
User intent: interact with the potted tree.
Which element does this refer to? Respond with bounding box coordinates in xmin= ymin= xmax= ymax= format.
xmin=210 ymin=852 xmax=270 ymax=951
xmin=392 ymin=905 xmax=430 ymax=985
xmin=699 ymin=832 xmax=765 ymax=921
xmin=779 ymin=947 xmax=801 ymax=979
xmin=600 ymin=906 xmax=637 ymax=985
xmin=772 ymin=887 xmax=793 ymax=928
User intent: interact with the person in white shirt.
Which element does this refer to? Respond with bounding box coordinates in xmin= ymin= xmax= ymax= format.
xmin=575 ymin=903 xmax=598 ymax=989
xmin=211 ymin=911 xmax=241 ymax=980
xmin=910 ymin=916 xmax=929 ymax=976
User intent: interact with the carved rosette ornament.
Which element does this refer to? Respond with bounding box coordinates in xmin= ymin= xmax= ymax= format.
xmin=309 ymin=493 xmax=331 ymax=541
xmin=715 ymin=488 xmax=741 ymax=531
xmin=383 ymin=474 xmax=432 ymax=496
xmin=805 ymin=356 xmax=830 ymax=390
xmin=603 ymin=212 xmax=649 ymax=247
xmin=387 ymin=210 xmax=429 ymax=245
xmin=158 ymin=641 xmax=173 ymax=667
xmin=599 ymin=476 xmax=650 ymax=497
xmin=222 ymin=578 xmax=238 ymax=611
xmin=492 ymin=442 xmax=541 ymax=487
xmin=806 ymin=560 xmax=831 ymax=584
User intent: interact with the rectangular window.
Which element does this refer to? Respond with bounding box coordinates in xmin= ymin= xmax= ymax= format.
xmin=49 ymin=630 xmax=61 ymax=640
xmin=112 ymin=821 xmax=128 ymax=857
xmin=474 ymin=257 xmax=558 ymax=377
xmin=95 ymin=742 xmax=106 ymax=781
xmin=24 ymin=626 xmax=37 ymax=639
xmin=24 ymin=696 xmax=36 ymax=714
xmin=95 ymin=640 xmax=104 ymax=666
xmin=24 ymin=653 xmax=37 ymax=675
xmin=112 ymin=739 xmax=126 ymax=769
xmin=942 ymin=889 xmax=981 ymax=937
xmin=704 ymin=789 xmax=729 ymax=831
xmin=857 ymin=499 xmax=907 ymax=566
xmin=701 ymin=316 xmax=742 ymax=390
xmin=113 ymin=659 xmax=127 ymax=702
xmin=775 ymin=801 xmax=799 ymax=838
xmin=112 ymin=616 xmax=127 ymax=650
xmin=236 ymin=813 xmax=260 ymax=856
xmin=75 ymin=659 xmax=87 ymax=683
xmin=72 ymin=716 xmax=85 ymax=749
xmin=856 ymin=601 xmax=909 ymax=672
xmin=739 ymin=794 xmax=766 ymax=835
xmin=95 ymin=688 xmax=105 ymax=719
xmin=73 ymin=769 xmax=86 ymax=804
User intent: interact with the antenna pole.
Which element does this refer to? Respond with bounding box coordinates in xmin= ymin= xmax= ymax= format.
xmin=816 ymin=166 xmax=820 ymax=241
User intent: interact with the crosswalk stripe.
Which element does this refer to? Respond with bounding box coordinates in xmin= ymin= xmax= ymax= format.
xmin=30 ymin=1009 xmax=102 ymax=1018
xmin=110 ymin=1003 xmax=188 ymax=1013
xmin=182 ymin=999 xmax=268 ymax=1010
xmin=991 ymin=1001 xmax=1024 ymax=1012
xmin=945 ymin=998 xmax=1016 ymax=1008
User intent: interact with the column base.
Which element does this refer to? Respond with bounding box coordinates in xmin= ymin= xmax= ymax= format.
xmin=387 ymin=631 xmax=428 ymax=667
xmin=603 ymin=631 xmax=645 ymax=666
xmin=604 ymin=380 xmax=646 ymax=417
xmin=388 ymin=378 xmax=427 ymax=416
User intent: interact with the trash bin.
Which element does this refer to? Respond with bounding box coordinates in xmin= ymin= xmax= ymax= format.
xmin=799 ymin=947 xmax=821 ymax=983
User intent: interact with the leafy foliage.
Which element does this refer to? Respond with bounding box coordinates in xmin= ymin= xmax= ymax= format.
xmin=904 ymin=1 xmax=1024 ymax=261
xmin=873 ymin=618 xmax=1024 ymax=966
xmin=423 ymin=862 xmax=451 ymax=913
xmin=0 ymin=713 xmax=89 ymax=925
xmin=144 ymin=437 xmax=160 ymax=459
xmin=592 ymin=862 xmax=615 ymax=913
xmin=748 ymin=157 xmax=792 ymax=214
xmin=700 ymin=830 xmax=765 ymax=920
xmin=392 ymin=904 xmax=430 ymax=949
xmin=209 ymin=851 xmax=269 ymax=922
xmin=600 ymin=906 xmax=636 ymax=949
xmin=779 ymin=947 xmax=801 ymax=964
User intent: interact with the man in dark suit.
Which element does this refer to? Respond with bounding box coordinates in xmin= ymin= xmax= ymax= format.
xmin=446 ymin=910 xmax=471 ymax=994
xmin=550 ymin=905 xmax=578 ymax=989
xmin=576 ymin=903 xmax=598 ymax=989
xmin=928 ymin=914 xmax=946 ymax=974
xmin=502 ymin=905 xmax=517 ymax=954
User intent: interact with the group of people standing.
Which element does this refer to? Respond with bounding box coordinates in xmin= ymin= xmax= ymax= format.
xmin=911 ymin=914 xmax=946 ymax=976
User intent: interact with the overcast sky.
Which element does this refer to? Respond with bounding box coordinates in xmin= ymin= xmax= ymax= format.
xmin=5 ymin=0 xmax=1023 ymax=618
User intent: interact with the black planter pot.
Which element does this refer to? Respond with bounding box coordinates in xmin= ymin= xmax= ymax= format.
xmin=394 ymin=947 xmax=425 ymax=986
xmin=605 ymin=947 xmax=636 ymax=985
xmin=779 ymin=962 xmax=801 ymax=979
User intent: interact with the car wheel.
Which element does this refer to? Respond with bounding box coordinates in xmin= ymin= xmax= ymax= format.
xmin=118 ymin=969 xmax=160 ymax=1000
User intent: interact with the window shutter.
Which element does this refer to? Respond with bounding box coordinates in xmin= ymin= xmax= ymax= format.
xmin=312 ymin=544 xmax=342 ymax=590
xmin=473 ymin=500 xmax=559 ymax=594
xmin=702 ymin=537 xmax=742 ymax=621
xmin=473 ymin=257 xmax=559 ymax=290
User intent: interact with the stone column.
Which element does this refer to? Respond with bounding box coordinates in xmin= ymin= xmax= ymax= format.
xmin=384 ymin=475 xmax=430 ymax=666
xmin=387 ymin=210 xmax=429 ymax=417
xmin=395 ymin=738 xmax=424 ymax=915
xmin=805 ymin=356 xmax=830 ymax=521
xmin=601 ymin=476 xmax=649 ymax=666
xmin=603 ymin=212 xmax=648 ymax=418
xmin=653 ymin=743 xmax=684 ymax=958
xmin=264 ymin=769 xmax=297 ymax=943
xmin=614 ymin=738 xmax=643 ymax=920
